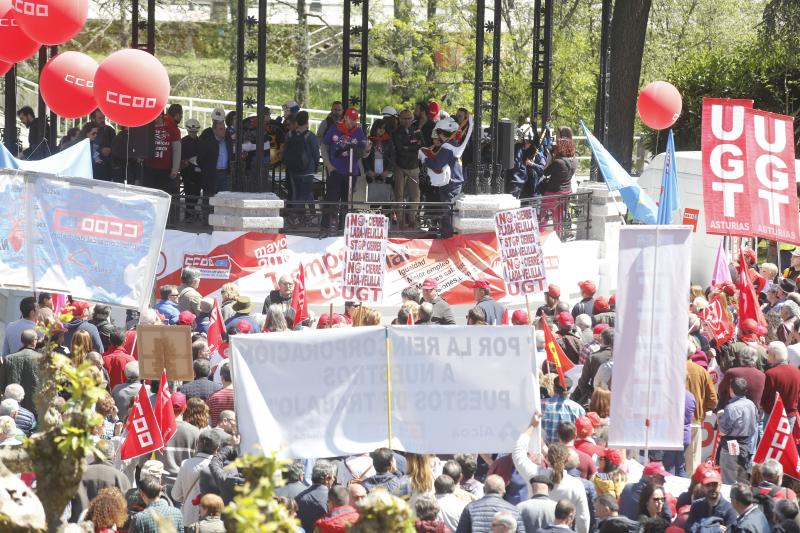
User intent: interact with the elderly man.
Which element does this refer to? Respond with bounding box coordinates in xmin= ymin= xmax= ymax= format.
xmin=778 ymin=300 xmax=800 ymax=344
xmin=178 ymin=267 xmax=203 ymax=315
xmin=297 ymin=460 xmax=337 ymax=532
xmin=718 ymin=377 xmax=758 ymax=484
xmin=470 ymin=279 xmax=505 ymax=325
xmin=263 ymin=273 xmax=295 ymax=324
xmin=729 ymin=483 xmax=770 ymax=532
xmin=3 ymin=384 xmax=35 ymax=436
xmin=455 ymin=475 xmax=524 ymax=533
xmin=762 ymin=341 xmax=800 ymax=428
xmin=0 ymin=330 xmax=42 ymax=412
xmin=516 ymin=475 xmax=556 ymax=532
xmin=112 ymin=361 xmax=141 ymax=420
xmin=755 ymin=458 xmax=797 ymax=501
xmin=421 ymin=278 xmax=456 ymax=325
xmin=0 ymin=416 xmax=22 ymax=445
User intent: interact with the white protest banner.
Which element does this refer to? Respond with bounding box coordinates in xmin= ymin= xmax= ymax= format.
xmin=609 ymin=226 xmax=691 ymax=450
xmin=494 ymin=206 xmax=547 ymax=293
xmin=341 ymin=212 xmax=389 ymax=303
xmin=232 ymin=326 xmax=390 ymax=458
xmin=387 ymin=326 xmax=538 ymax=454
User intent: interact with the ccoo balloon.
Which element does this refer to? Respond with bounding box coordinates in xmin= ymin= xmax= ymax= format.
xmin=93 ymin=49 xmax=170 ymax=127
xmin=637 ymin=81 xmax=682 ymax=130
xmin=14 ymin=0 xmax=88 ymax=46
xmin=40 ymin=51 xmax=98 ymax=118
xmin=0 ymin=0 xmax=40 ymax=63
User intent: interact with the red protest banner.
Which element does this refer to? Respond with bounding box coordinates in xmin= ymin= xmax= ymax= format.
xmin=744 ymin=109 xmax=800 ymax=244
xmin=155 ymin=368 xmax=177 ymax=444
xmin=120 ymin=386 xmax=164 ymax=461
xmin=754 ymin=393 xmax=800 ymax=479
xmin=701 ymin=98 xmax=754 ymax=237
xmin=737 ymin=247 xmax=767 ymax=329
xmin=206 ymin=298 xmax=224 ymax=354
xmin=698 ymin=294 xmax=734 ymax=345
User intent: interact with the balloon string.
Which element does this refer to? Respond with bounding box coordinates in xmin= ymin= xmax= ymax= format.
xmin=124 ymin=130 xmax=130 ymax=186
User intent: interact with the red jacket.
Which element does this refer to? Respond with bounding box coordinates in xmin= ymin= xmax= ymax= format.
xmin=103 ymin=347 xmax=134 ymax=390
xmin=314 ymin=506 xmax=359 ymax=533
xmin=762 ymin=363 xmax=800 ymax=418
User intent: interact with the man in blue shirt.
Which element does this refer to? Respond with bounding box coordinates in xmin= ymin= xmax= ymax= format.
xmin=540 ymin=377 xmax=585 ymax=444
xmin=718 ymin=377 xmax=758 ymax=484
xmin=154 ymin=285 xmax=180 ymax=325
xmin=2 ymin=297 xmax=38 ymax=357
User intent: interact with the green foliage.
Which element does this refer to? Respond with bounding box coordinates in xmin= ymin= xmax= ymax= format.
xmin=223 ymin=452 xmax=300 ymax=532
xmin=346 ymin=491 xmax=416 ymax=533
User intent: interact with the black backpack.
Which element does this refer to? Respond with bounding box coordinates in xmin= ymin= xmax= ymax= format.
xmin=283 ymin=130 xmax=310 ymax=173
xmin=753 ymin=485 xmax=782 ymax=524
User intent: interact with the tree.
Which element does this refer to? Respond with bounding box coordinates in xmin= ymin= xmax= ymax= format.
xmin=294 ymin=0 xmax=310 ymax=105
xmin=606 ymin=0 xmax=652 ymax=171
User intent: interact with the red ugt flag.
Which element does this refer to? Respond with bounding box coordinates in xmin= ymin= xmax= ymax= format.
xmin=698 ymin=294 xmax=734 ymax=345
xmin=540 ymin=315 xmax=574 ymax=388
xmin=207 ymin=298 xmax=224 ymax=355
xmin=736 ymin=247 xmax=767 ymax=330
xmin=155 ymin=368 xmax=177 ymax=445
xmin=754 ymin=393 xmax=800 ymax=479
xmin=290 ymin=263 xmax=309 ymax=327
xmin=120 ymin=386 xmax=164 ymax=461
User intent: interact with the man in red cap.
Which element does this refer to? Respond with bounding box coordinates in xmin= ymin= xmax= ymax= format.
xmin=578 ymin=323 xmax=608 ymax=365
xmin=535 ymin=284 xmax=561 ymax=323
xmin=571 ymin=281 xmax=596 ymax=319
xmin=320 ymin=106 xmax=369 ymax=236
xmin=684 ymin=468 xmax=737 ymax=531
xmin=421 ymin=278 xmax=455 ymax=325
xmin=470 ymin=279 xmax=505 ymax=325
xmin=555 ymin=311 xmax=583 ymax=364
xmin=619 ymin=462 xmax=672 ymax=521
xmin=510 ymin=309 xmax=529 ymax=326
xmin=592 ymin=296 xmax=615 ymax=327
xmin=177 ymin=310 xmax=196 ymax=329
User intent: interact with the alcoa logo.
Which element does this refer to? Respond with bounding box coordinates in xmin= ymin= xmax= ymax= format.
xmin=65 ymin=75 xmax=93 ymax=88
xmin=13 ymin=0 xmax=48 ymax=16
xmin=105 ymin=91 xmax=157 ymax=109
xmin=0 ymin=18 xmax=19 ymax=26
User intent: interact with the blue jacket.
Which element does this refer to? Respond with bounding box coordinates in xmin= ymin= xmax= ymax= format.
xmin=360 ymin=472 xmax=405 ymax=494
xmin=63 ymin=319 xmax=104 ymax=353
xmin=455 ymin=494 xmax=526 ymax=533
xmin=322 ymin=121 xmax=366 ymax=176
xmin=155 ymin=299 xmax=180 ymax=325
xmin=686 ymin=496 xmax=738 ymax=531
xmin=731 ymin=506 xmax=770 ymax=533
xmin=476 ymin=296 xmax=505 ymax=325
xmin=422 ymin=142 xmax=465 ymax=186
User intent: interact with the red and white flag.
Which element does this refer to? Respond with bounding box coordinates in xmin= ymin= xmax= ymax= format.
xmin=207 ymin=298 xmax=224 ymax=354
xmin=120 ymin=386 xmax=164 ymax=461
xmin=406 ymin=309 xmax=414 ymax=325
xmin=754 ymin=393 xmax=800 ymax=479
xmin=736 ymin=247 xmax=767 ymax=330
xmin=540 ymin=315 xmax=574 ymax=388
xmin=154 ymin=368 xmax=177 ymax=445
xmin=698 ymin=294 xmax=734 ymax=345
xmin=290 ymin=263 xmax=309 ymax=327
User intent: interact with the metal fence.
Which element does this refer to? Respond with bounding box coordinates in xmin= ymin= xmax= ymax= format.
xmin=520 ymin=191 xmax=592 ymax=241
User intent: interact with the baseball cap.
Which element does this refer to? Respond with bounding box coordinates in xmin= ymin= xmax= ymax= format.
xmin=468 ymin=279 xmax=490 ymax=289
xmin=792 ymin=248 xmax=800 ymax=257
xmin=586 ymin=412 xmax=603 ymax=427
xmin=421 ymin=278 xmax=438 ymax=290
xmin=692 ymin=463 xmax=715 ymax=483
xmin=592 ymin=323 xmax=610 ymax=335
xmin=575 ymin=416 xmax=593 ymax=438
xmin=593 ymin=297 xmax=610 ymax=314
xmin=600 ymin=448 xmax=623 ymax=467
xmin=178 ymin=311 xmax=196 ymax=325
xmin=185 ymin=118 xmax=200 ymax=130
xmin=700 ymin=469 xmax=722 ymax=485
xmin=344 ymin=107 xmax=359 ymax=122
xmin=317 ymin=313 xmax=331 ymax=328
xmin=171 ymin=391 xmax=186 ymax=411
xmin=283 ymin=100 xmax=300 ymax=115
xmin=546 ymin=284 xmax=561 ymax=299
xmin=511 ymin=309 xmax=529 ymax=325
xmin=427 ymin=100 xmax=441 ymax=121
xmin=381 ymin=105 xmax=398 ymax=116
xmin=141 ymin=460 xmax=166 ymax=480
xmin=556 ymin=311 xmax=574 ymax=326
xmin=211 ymin=107 xmax=226 ymax=122
xmin=578 ymin=280 xmax=597 ymax=295
xmin=643 ymin=462 xmax=670 ymax=478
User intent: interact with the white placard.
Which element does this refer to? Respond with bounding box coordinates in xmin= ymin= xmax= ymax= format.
xmin=341 ymin=212 xmax=389 ymax=303
xmin=609 ymin=226 xmax=692 ymax=449
xmin=494 ymin=206 xmax=547 ymax=293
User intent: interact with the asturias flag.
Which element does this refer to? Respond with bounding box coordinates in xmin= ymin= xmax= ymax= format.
xmin=657 ymin=129 xmax=679 ymax=224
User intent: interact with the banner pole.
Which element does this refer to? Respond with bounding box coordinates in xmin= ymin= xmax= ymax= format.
xmin=385 ymin=327 xmax=393 ymax=448
xmin=643 ymin=225 xmax=661 ymax=461
xmin=525 ymin=293 xmax=532 ymax=324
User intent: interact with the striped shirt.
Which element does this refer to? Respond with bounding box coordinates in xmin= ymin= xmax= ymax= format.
xmin=207 ymin=386 xmax=234 ymax=427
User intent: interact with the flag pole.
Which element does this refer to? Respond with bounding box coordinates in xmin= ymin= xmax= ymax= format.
xmin=385 ymin=327 xmax=393 ymax=448
xmin=525 ymin=293 xmax=532 ymax=324
xmin=643 ymin=225 xmax=661 ymax=462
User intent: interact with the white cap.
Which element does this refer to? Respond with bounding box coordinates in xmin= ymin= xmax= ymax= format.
xmin=185 ymin=118 xmax=200 ymax=130
xmin=211 ymin=107 xmax=226 ymax=122
xmin=434 ymin=116 xmax=459 ymax=133
xmin=381 ymin=106 xmax=398 ymax=116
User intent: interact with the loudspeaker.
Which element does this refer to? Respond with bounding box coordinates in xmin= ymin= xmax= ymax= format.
xmin=127 ymin=122 xmax=155 ymax=159
xmin=497 ymin=119 xmax=515 ymax=170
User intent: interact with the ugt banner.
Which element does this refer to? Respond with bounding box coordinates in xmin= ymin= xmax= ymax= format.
xmin=609 ymin=226 xmax=692 ymax=449
xmin=0 ymin=170 xmax=170 ymax=309
xmin=231 ymin=326 xmax=537 ymax=458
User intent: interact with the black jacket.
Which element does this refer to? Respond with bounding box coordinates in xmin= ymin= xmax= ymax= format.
xmin=392 ymin=126 xmax=424 ymax=169
xmin=197 ymin=133 xmax=233 ymax=183
xmin=540 ymin=156 xmax=576 ymax=194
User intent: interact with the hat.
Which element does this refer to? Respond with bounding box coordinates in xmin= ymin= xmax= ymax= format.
xmin=344 ymin=107 xmax=359 ymax=122
xmin=178 ymin=311 xmax=196 ymax=325
xmin=171 ymin=391 xmax=186 ymax=411
xmin=317 ymin=313 xmax=331 ymax=328
xmin=692 ymin=463 xmax=715 ymax=483
xmin=421 ymin=278 xmax=438 ymax=290
xmin=283 ymin=100 xmax=300 ymax=115
xmin=546 ymin=284 xmax=561 ymax=299
xmin=743 ymin=249 xmax=757 ymax=264
xmin=381 ymin=106 xmax=398 ymax=116
xmin=211 ymin=107 xmax=226 ymax=122
xmin=468 ymin=279 xmax=490 ymax=289
xmin=600 ymin=448 xmax=623 ymax=467
xmin=792 ymin=248 xmax=800 ymax=257
xmin=141 ymin=460 xmax=166 ymax=480
xmin=717 ymin=281 xmax=737 ymax=297
xmin=578 ymin=280 xmax=597 ymax=295
xmin=592 ymin=323 xmax=610 ymax=335
xmin=741 ymin=318 xmax=759 ymax=335
xmin=643 ymin=462 xmax=670 ymax=478
xmin=575 ymin=416 xmax=593 ymax=438
xmin=586 ymin=412 xmax=603 ymax=427
xmin=232 ymin=296 xmax=255 ymax=314
xmin=700 ymin=469 xmax=722 ymax=485
xmin=185 ymin=118 xmax=200 ymax=130
xmin=553 ymin=375 xmax=573 ymax=391
xmin=529 ymin=475 xmax=554 ymax=490
xmin=511 ymin=309 xmax=529 ymax=325
xmin=236 ymin=320 xmax=253 ymax=334
xmin=593 ymin=297 xmax=610 ymax=314
xmin=556 ymin=311 xmax=574 ymax=326
xmin=780 ymin=278 xmax=797 ymax=293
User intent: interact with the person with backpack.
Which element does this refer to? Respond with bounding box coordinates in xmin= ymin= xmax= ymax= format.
xmin=685 ymin=469 xmax=738 ymax=532
xmin=754 ymin=458 xmax=798 ymax=503
xmin=283 ymin=110 xmax=320 ymax=226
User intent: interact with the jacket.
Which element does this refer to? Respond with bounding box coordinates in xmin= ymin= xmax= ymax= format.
xmin=322 ymin=121 xmax=367 ymax=176
xmin=393 ymin=126 xmax=424 ymax=169
xmin=162 ymin=421 xmax=200 ymax=485
xmin=571 ymin=298 xmax=594 ymax=319
xmin=179 ymin=377 xmax=223 ymax=403
xmin=0 ymin=348 xmax=42 ymax=412
xmin=103 ymin=347 xmax=134 ymax=390
xmin=475 ymin=296 xmax=505 ymax=326
xmin=685 ymin=496 xmax=738 ymax=531
xmin=179 ymin=284 xmax=203 ymax=315
xmin=64 ymin=318 xmax=104 ymax=353
xmin=285 ymin=128 xmax=320 ymax=176
xmin=296 ymin=483 xmax=329 ymax=532
xmin=762 ymin=362 xmax=800 ymax=418
xmin=361 ymin=471 xmax=405 ymax=494
xmin=540 ymin=156 xmax=576 ymax=194
xmin=429 ymin=296 xmax=456 ymax=325
xmin=365 ymin=136 xmax=396 ymax=175
xmin=198 ymin=132 xmax=233 ymax=178
xmin=314 ymin=505 xmax=360 ymax=533
xmin=731 ymin=505 xmax=770 ymax=533
xmin=89 ymin=317 xmax=115 ymax=352
xmin=717 ymin=366 xmax=765 ymax=410
xmin=572 ymin=347 xmax=612 ymax=405
xmin=454 ymin=494 xmax=525 ymax=533
xmin=686 ymin=360 xmax=718 ymax=423
xmin=414 ymin=520 xmax=449 ymax=533
xmin=517 ymin=494 xmax=556 ymax=533
xmin=557 ymin=331 xmax=584 ymax=365
xmin=187 ymin=516 xmax=225 ymax=533
xmin=155 ymin=299 xmax=181 ymax=325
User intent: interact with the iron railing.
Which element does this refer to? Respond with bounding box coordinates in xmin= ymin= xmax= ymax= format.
xmin=521 ymin=191 xmax=592 ymax=241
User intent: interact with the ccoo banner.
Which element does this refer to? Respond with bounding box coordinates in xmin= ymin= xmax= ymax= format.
xmin=0 ymin=170 xmax=170 ymax=309
xmin=609 ymin=226 xmax=691 ymax=449
xmin=231 ymin=326 xmax=537 ymax=458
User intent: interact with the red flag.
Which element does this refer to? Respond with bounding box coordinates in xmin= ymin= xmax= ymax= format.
xmin=540 ymin=315 xmax=574 ymax=388
xmin=120 ymin=386 xmax=164 ymax=461
xmin=290 ymin=263 xmax=309 ymax=327
xmin=754 ymin=393 xmax=800 ymax=479
xmin=736 ymin=247 xmax=767 ymax=330
xmin=501 ymin=308 xmax=510 ymax=325
xmin=406 ymin=309 xmax=414 ymax=325
xmin=207 ymin=298 xmax=224 ymax=354
xmin=793 ymin=416 xmax=800 ymax=446
xmin=698 ymin=294 xmax=734 ymax=345
xmin=154 ymin=368 xmax=177 ymax=445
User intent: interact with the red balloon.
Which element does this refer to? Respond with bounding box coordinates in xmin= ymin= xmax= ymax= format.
xmin=14 ymin=0 xmax=88 ymax=46
xmin=637 ymin=81 xmax=683 ymax=130
xmin=0 ymin=0 xmax=40 ymax=63
xmin=93 ymin=49 xmax=170 ymax=127
xmin=40 ymin=51 xmax=98 ymax=118
xmin=0 ymin=60 xmax=12 ymax=76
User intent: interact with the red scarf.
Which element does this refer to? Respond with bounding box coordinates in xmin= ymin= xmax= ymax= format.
xmin=369 ymin=132 xmax=390 ymax=143
xmin=335 ymin=120 xmax=360 ymax=136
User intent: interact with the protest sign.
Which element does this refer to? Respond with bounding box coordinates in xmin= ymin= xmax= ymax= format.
xmin=137 ymin=325 xmax=193 ymax=381
xmin=609 ymin=226 xmax=691 ymax=449
xmin=232 ymin=326 xmax=538 ymax=458
xmin=0 ymin=170 xmax=170 ymax=309
xmin=341 ymin=213 xmax=389 ymax=303
xmin=682 ymin=208 xmax=699 ymax=232
xmin=494 ymin=207 xmax=547 ymax=294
